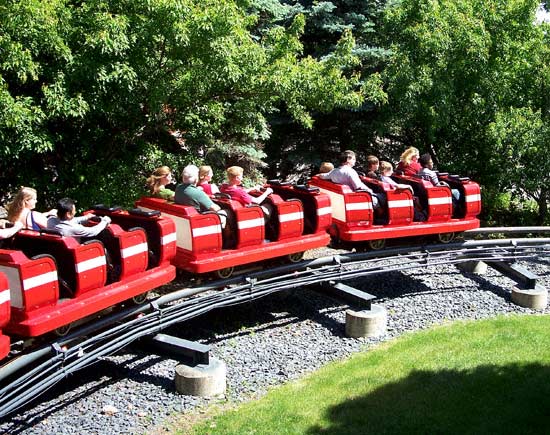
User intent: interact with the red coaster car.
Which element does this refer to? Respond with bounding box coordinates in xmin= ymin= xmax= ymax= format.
xmin=0 ymin=211 xmax=176 ymax=337
xmin=136 ymin=185 xmax=331 ymax=278
xmin=308 ymin=173 xmax=481 ymax=246
xmin=0 ymin=272 xmax=10 ymax=359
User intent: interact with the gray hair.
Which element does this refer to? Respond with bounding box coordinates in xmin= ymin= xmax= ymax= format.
xmin=181 ymin=164 xmax=199 ymax=184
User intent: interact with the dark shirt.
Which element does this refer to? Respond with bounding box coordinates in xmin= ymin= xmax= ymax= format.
xmin=175 ymin=183 xmax=214 ymax=212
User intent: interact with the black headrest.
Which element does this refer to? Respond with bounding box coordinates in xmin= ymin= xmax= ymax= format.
xmin=213 ymin=192 xmax=232 ymax=200
xmin=93 ymin=204 xmax=123 ymax=212
xmin=129 ymin=208 xmax=161 ymax=217
xmin=267 ymin=180 xmax=291 ymax=186
xmin=296 ymin=185 xmax=320 ymax=193
xmin=40 ymin=228 xmax=63 ymax=237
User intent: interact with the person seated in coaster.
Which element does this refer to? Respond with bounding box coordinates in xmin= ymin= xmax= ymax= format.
xmin=379 ymin=161 xmax=426 ymax=221
xmin=418 ymin=153 xmax=460 ymax=203
xmin=48 ymin=198 xmax=111 ymax=240
xmin=220 ymin=166 xmax=273 ymax=208
xmin=318 ymin=150 xmax=383 ymax=209
xmin=220 ymin=166 xmax=275 ymax=238
xmin=175 ymin=165 xmax=227 ymax=228
xmin=395 ymin=146 xmax=422 ymax=176
xmin=316 ymin=161 xmax=334 ymax=176
xmin=146 ymin=166 xmax=175 ymax=200
xmin=198 ymin=165 xmax=220 ymax=196
xmin=366 ymin=155 xmax=381 ymax=180
xmin=7 ymin=186 xmax=57 ymax=230
xmin=379 ymin=161 xmax=414 ymax=193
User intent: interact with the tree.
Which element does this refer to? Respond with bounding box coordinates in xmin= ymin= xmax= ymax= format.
xmin=0 ymin=0 xmax=369 ymax=207
xmin=247 ymin=0 xmax=392 ymax=179
xmin=381 ymin=0 xmax=550 ymax=222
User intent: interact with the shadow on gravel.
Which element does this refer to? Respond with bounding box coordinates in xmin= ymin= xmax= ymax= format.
xmin=0 ymin=353 xmax=168 ymax=434
xmin=166 ymin=288 xmax=350 ymax=343
xmin=346 ymin=270 xmax=435 ymax=299
xmin=307 ymin=363 xmax=550 ymax=435
xmin=1 ymin=359 xmax=123 ymax=434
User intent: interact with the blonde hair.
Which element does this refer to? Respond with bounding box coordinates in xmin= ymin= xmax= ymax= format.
xmin=7 ymin=187 xmax=37 ymax=222
xmin=199 ymin=165 xmax=213 ymax=182
xmin=146 ymin=166 xmax=171 ymax=195
xmin=399 ymin=147 xmax=420 ymax=166
xmin=226 ymin=166 xmax=244 ymax=180
xmin=319 ymin=162 xmax=334 ymax=174
xmin=379 ymin=161 xmax=393 ymax=174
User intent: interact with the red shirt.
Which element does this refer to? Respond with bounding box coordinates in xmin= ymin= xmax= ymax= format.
xmin=220 ymin=183 xmax=253 ymax=206
xmin=198 ymin=182 xmax=213 ymax=196
xmin=396 ymin=160 xmax=421 ymax=176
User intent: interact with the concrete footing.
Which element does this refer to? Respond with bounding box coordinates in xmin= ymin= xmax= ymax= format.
xmin=511 ymin=285 xmax=548 ymax=309
xmin=174 ymin=357 xmax=226 ymax=397
xmin=345 ymin=305 xmax=387 ymax=338
xmin=457 ymin=261 xmax=488 ymax=275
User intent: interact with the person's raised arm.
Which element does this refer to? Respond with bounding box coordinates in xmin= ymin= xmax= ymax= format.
xmin=251 ymin=187 xmax=273 ymax=204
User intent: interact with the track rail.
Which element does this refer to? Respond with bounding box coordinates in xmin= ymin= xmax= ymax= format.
xmin=0 ymin=237 xmax=549 ymax=418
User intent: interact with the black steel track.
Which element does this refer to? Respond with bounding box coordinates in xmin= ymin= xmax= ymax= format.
xmin=0 ymin=235 xmax=549 ymax=418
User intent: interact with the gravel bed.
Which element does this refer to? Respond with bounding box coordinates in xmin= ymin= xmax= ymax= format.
xmin=1 ymin=253 xmax=548 ymax=435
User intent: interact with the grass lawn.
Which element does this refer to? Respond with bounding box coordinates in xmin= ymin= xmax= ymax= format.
xmin=183 ymin=315 xmax=550 ymax=435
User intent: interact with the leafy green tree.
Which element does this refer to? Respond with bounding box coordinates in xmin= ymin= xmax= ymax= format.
xmin=381 ymin=0 xmax=550 ymax=223
xmin=0 ymin=0 xmax=368 ymax=207
xmin=251 ymin=0 xmax=391 ymax=178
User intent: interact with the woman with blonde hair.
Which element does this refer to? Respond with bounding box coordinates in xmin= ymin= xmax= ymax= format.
xmin=396 ymin=146 xmax=421 ymax=176
xmin=198 ymin=165 xmax=220 ymax=196
xmin=146 ymin=166 xmax=175 ymax=200
xmin=7 ymin=187 xmax=57 ymax=230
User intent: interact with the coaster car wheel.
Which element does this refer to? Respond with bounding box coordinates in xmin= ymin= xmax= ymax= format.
xmin=216 ymin=267 xmax=234 ymax=279
xmin=287 ymin=251 xmax=304 ymax=263
xmin=132 ymin=291 xmax=150 ymax=305
xmin=368 ymin=239 xmax=386 ymax=250
xmin=437 ymin=232 xmax=455 ymax=243
xmin=54 ymin=323 xmax=72 ymax=337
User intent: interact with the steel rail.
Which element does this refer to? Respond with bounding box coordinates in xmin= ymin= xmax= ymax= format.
xmin=465 ymin=227 xmax=550 ymax=236
xmin=0 ymin=238 xmax=548 ymax=418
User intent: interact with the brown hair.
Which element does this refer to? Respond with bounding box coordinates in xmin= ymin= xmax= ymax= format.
xmin=367 ymin=155 xmax=379 ymax=167
xmin=338 ymin=150 xmax=356 ymax=165
xmin=146 ymin=166 xmax=171 ymax=195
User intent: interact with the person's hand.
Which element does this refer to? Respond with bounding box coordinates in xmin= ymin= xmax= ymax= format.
xmin=47 ymin=208 xmax=57 ymax=217
xmin=265 ymin=187 xmax=273 ymax=195
xmin=102 ymin=216 xmax=112 ymax=224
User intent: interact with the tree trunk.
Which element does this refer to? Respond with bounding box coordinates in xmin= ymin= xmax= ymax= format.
xmin=537 ymin=188 xmax=549 ymax=224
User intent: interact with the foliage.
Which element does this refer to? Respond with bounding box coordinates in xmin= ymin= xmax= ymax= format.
xmin=0 ymin=0 xmax=366 ymax=208
xmin=253 ymin=0 xmax=393 ymax=180
xmin=381 ymin=0 xmax=550 ymax=222
xmin=188 ymin=315 xmax=550 ymax=434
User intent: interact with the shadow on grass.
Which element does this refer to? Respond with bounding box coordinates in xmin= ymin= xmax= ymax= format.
xmin=307 ymin=363 xmax=550 ymax=435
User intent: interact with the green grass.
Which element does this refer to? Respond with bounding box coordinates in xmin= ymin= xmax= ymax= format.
xmin=182 ymin=315 xmax=550 ymax=435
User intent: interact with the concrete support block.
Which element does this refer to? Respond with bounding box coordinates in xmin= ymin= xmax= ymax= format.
xmin=511 ymin=285 xmax=548 ymax=310
xmin=457 ymin=261 xmax=488 ymax=275
xmin=174 ymin=357 xmax=226 ymax=397
xmin=345 ymin=305 xmax=387 ymax=338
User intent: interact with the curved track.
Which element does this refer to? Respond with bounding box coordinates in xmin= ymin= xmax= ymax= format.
xmin=0 ymin=235 xmax=549 ymax=418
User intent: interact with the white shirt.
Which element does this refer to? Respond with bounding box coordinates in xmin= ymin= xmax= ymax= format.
xmin=319 ymin=165 xmax=372 ymax=193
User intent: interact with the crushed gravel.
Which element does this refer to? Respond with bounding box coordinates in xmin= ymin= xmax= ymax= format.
xmin=1 ymin=252 xmax=548 ymax=435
